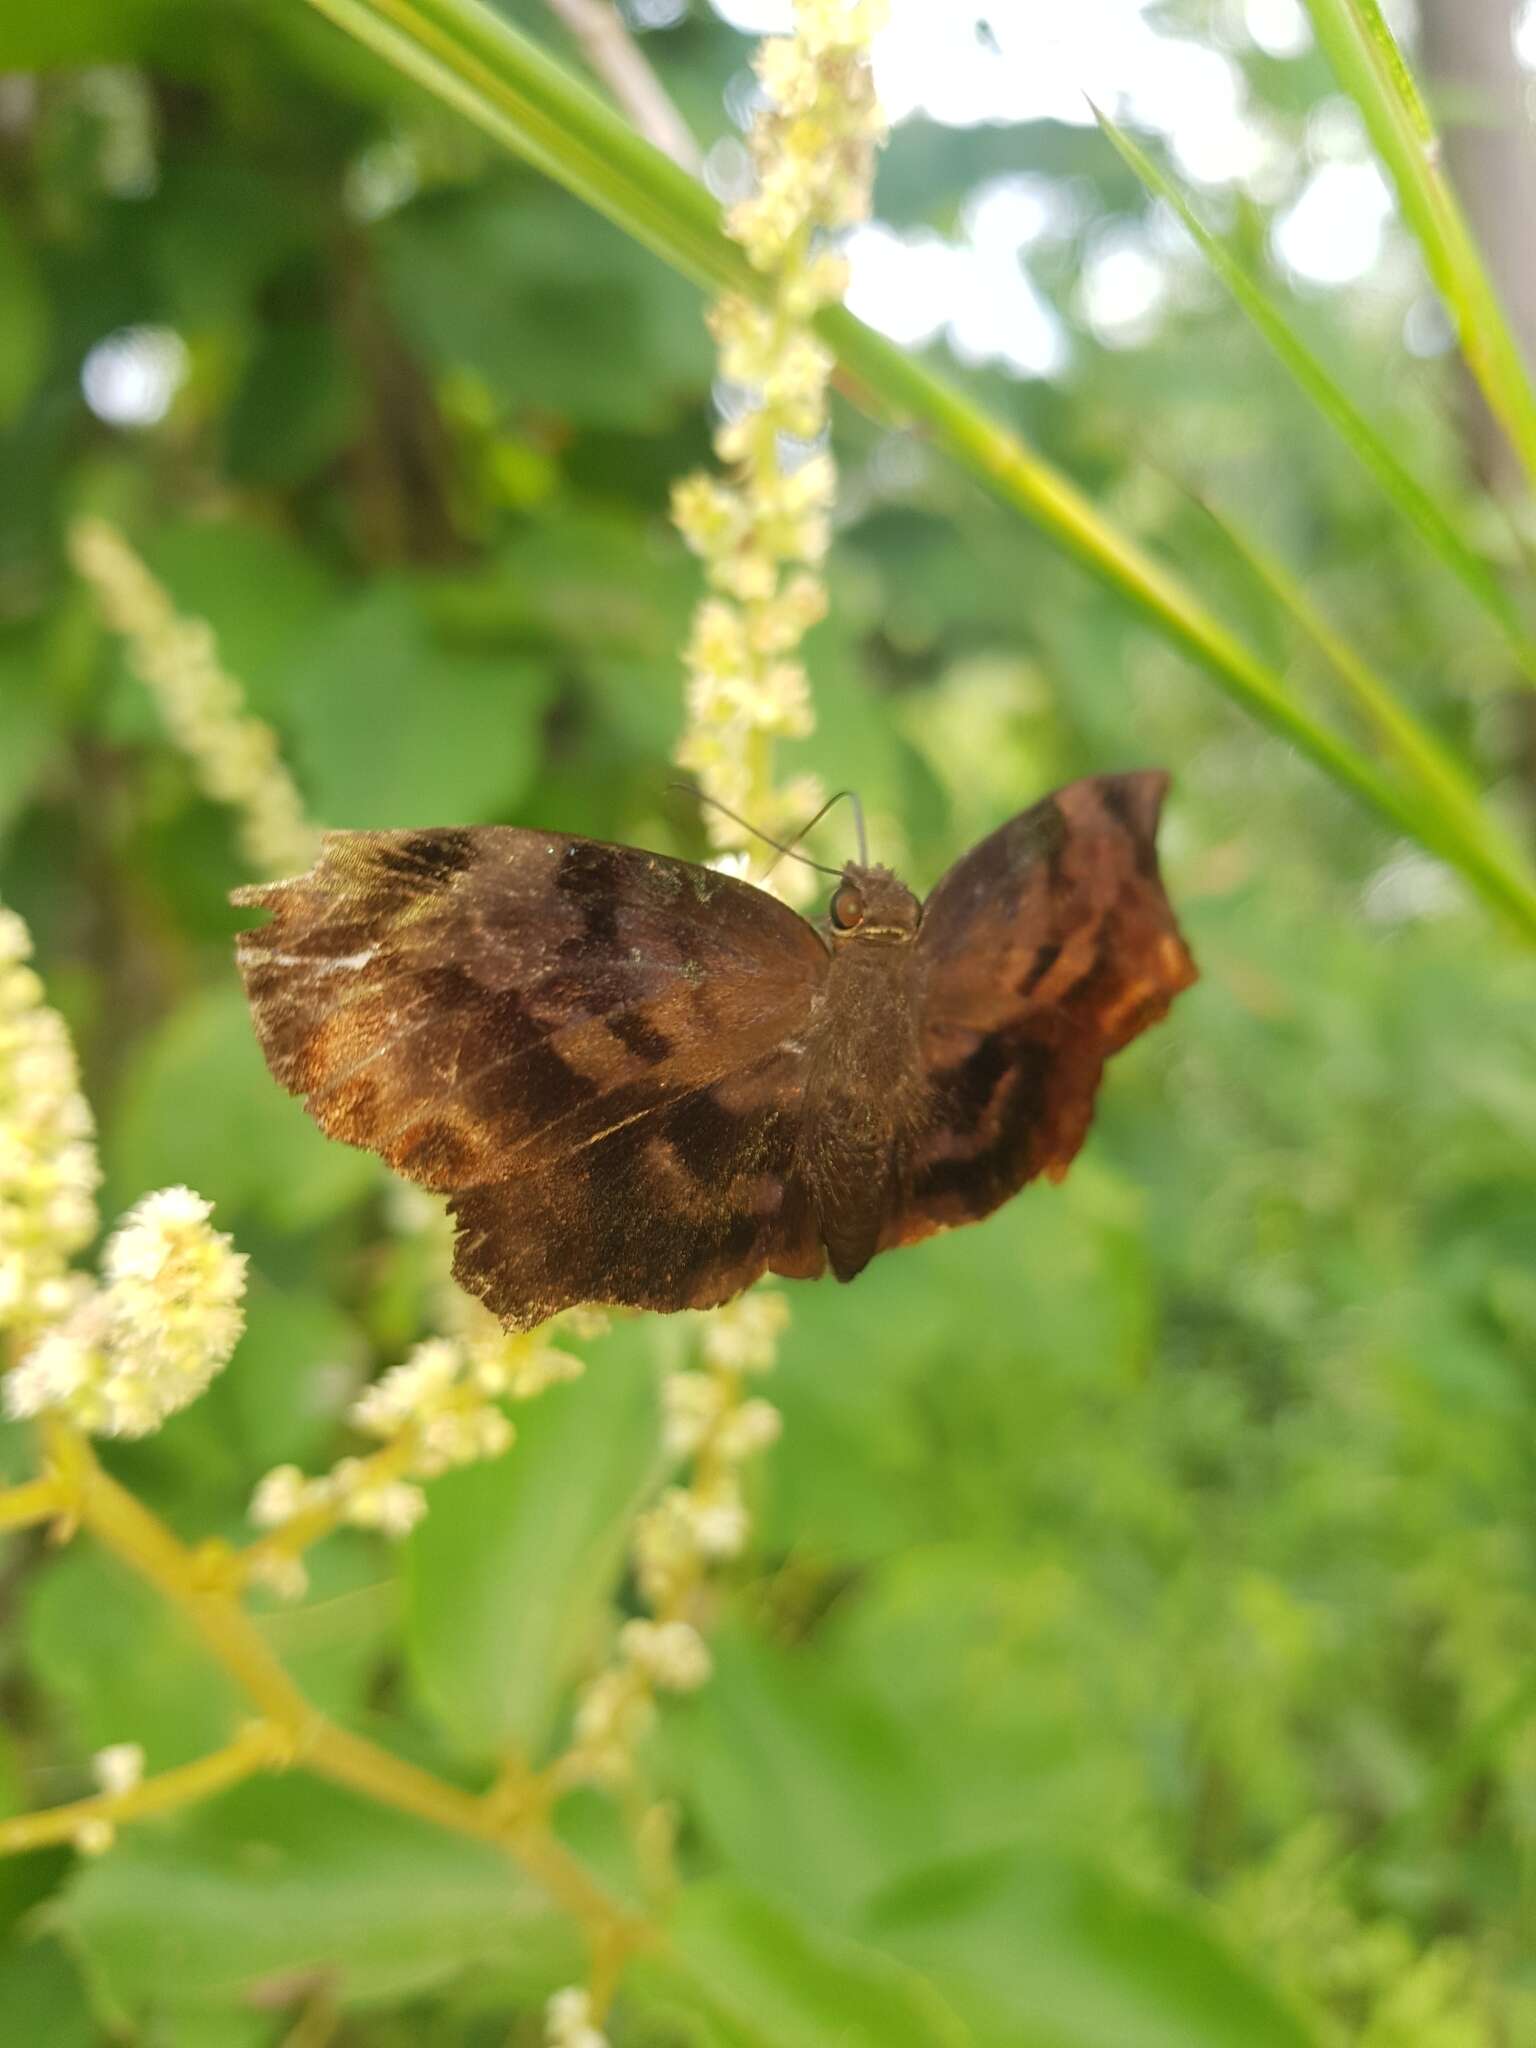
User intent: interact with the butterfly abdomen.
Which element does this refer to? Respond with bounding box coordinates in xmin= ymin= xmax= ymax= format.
xmin=799 ymin=936 xmax=928 ymax=1282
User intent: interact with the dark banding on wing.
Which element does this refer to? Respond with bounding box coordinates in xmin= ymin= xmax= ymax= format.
xmin=555 ymin=841 xmax=622 ymax=950
xmin=913 ymin=1035 xmax=1053 ymax=1212
xmin=373 ymin=829 xmax=476 ymax=887
xmin=1017 ymin=940 xmax=1061 ymax=998
xmin=1092 ymin=774 xmax=1163 ymax=877
xmin=605 ymin=1010 xmax=673 ymax=1065
xmin=928 ymin=1029 xmax=1011 ymax=1134
xmin=662 ymin=1089 xmax=753 ymax=1179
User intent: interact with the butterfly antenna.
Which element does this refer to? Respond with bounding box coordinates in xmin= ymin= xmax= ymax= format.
xmin=848 ymin=790 xmax=869 ymax=867
xmin=669 ymin=785 xmax=845 ymax=881
xmin=761 ymin=788 xmax=868 ymax=880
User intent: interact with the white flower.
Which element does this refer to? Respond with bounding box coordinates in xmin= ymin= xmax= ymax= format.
xmin=68 ymin=520 xmax=317 ymax=878
xmin=249 ymin=1463 xmax=317 ymax=1531
xmin=500 ymin=1339 xmax=585 ymax=1400
xmin=672 ymin=0 xmax=882 ymax=869
xmin=5 ymin=1188 xmax=246 ymax=1438
xmin=339 ymin=1470 xmax=427 ymax=1538
xmin=350 ymin=1337 xmax=463 ymax=1437
xmin=245 ymin=1548 xmax=310 ymax=1602
xmin=700 ymin=1289 xmax=789 ymax=1375
xmin=687 ymin=1480 xmax=751 ymax=1561
xmin=620 ymin=1618 xmax=713 ymax=1693
xmin=0 ymin=907 xmax=100 ymax=1336
xmin=717 ymin=1397 xmax=783 ymax=1461
xmin=546 ymin=1985 xmax=609 ymax=2048
xmin=92 ymin=1743 xmax=145 ymax=1797
xmin=662 ymin=1370 xmax=728 ymax=1459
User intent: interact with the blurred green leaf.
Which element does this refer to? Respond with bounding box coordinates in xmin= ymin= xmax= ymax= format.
xmin=58 ymin=1776 xmax=560 ymax=2024
xmin=105 ymin=984 xmax=378 ymax=1229
xmin=22 ymin=1544 xmax=239 ymax=1770
xmin=0 ymin=634 xmax=59 ymax=843
xmin=225 ymin=318 xmax=366 ymax=489
xmin=141 ymin=518 xmax=338 ymax=723
xmin=864 ymin=1845 xmax=1319 ymax=2048
xmin=0 ymin=0 xmax=184 ymax=67
xmin=382 ymin=183 xmax=708 ymax=430
xmin=404 ymin=1318 xmax=661 ymax=1757
xmin=0 ymin=1937 xmax=96 ymax=2048
xmin=652 ymin=1880 xmax=970 ymax=2048
xmin=665 ymin=1623 xmax=943 ymax=1926
xmin=0 ymin=206 xmax=49 ymax=428
xmin=285 ymin=582 xmax=555 ymax=829
xmin=0 ymin=1732 xmax=71 ymax=1941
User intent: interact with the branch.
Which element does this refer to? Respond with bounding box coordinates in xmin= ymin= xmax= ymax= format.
xmin=6 ymin=1419 xmax=646 ymax=1971
xmin=0 ymin=1473 xmax=68 ymax=1533
xmin=0 ymin=1724 xmax=285 ymax=1856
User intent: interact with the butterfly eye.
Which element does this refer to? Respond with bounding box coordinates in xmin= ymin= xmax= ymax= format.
xmin=830 ymin=884 xmax=864 ymax=930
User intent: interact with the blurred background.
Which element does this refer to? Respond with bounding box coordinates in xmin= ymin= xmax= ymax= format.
xmin=4 ymin=1 xmax=1536 ymax=2041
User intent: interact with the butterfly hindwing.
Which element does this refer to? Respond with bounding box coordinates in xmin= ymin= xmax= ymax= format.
xmin=235 ymin=828 xmax=830 ymax=1323
xmin=884 ymin=773 xmax=1197 ymax=1250
xmin=450 ymin=1044 xmax=826 ymax=1327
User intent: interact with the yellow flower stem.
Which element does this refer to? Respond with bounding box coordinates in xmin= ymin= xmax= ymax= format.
xmin=303 ymin=1718 xmax=639 ymax=1944
xmin=14 ymin=1419 xmax=646 ymax=1971
xmin=0 ymin=1723 xmax=286 ymax=1856
xmin=236 ymin=1432 xmax=422 ymax=1586
xmin=235 ymin=1378 xmax=507 ymax=1586
xmin=43 ymin=1416 xmax=316 ymax=1736
xmin=0 ymin=1473 xmax=68 ymax=1533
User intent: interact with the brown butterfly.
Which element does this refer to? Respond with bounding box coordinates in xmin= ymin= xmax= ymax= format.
xmin=233 ymin=772 xmax=1196 ymax=1330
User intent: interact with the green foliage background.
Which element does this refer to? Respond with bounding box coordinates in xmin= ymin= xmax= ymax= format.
xmin=3 ymin=2 xmax=1536 ymax=2042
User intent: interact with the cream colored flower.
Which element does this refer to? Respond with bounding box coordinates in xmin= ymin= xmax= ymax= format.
xmin=0 ymin=907 xmax=100 ymax=1337
xmin=673 ymin=0 xmax=884 ymax=883
xmin=700 ymin=1289 xmax=791 ymax=1375
xmin=6 ymin=1187 xmax=246 ymax=1438
xmin=68 ymin=518 xmax=316 ymax=878
xmin=93 ymin=1742 xmax=145 ymax=1797
xmin=619 ymin=1618 xmax=713 ymax=1693
xmin=546 ymin=1985 xmax=609 ymax=2048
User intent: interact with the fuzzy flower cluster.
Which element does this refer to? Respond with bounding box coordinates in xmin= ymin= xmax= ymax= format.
xmin=560 ymin=1291 xmax=787 ymax=1787
xmin=5 ymin=1187 xmax=246 ymax=1438
xmin=0 ymin=907 xmax=100 ymax=1337
xmin=73 ymin=1742 xmax=147 ymax=1859
xmin=546 ymin=1986 xmax=608 ymax=2048
xmin=672 ymin=0 xmax=885 ymax=863
xmin=246 ymin=1322 xmax=586 ymax=1596
xmin=68 ymin=518 xmax=317 ymax=878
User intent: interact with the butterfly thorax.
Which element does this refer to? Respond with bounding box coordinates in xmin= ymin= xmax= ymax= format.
xmin=800 ymin=865 xmax=929 ymax=1282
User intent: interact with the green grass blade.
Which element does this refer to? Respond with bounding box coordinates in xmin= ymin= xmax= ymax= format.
xmin=296 ymin=0 xmax=1536 ymax=944
xmin=1096 ymin=107 xmax=1536 ymax=682
xmin=1191 ymin=490 xmax=1535 ymax=879
xmin=1304 ymin=0 xmax=1536 ymax=494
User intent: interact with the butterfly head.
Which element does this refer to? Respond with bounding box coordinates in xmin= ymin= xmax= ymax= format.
xmin=828 ymin=864 xmax=921 ymax=944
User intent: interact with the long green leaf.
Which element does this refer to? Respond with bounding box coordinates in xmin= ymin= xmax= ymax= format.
xmin=1304 ymin=0 xmax=1536 ymax=493
xmin=296 ymin=0 xmax=1536 ymax=942
xmin=1096 ymin=106 xmax=1536 ymax=683
xmin=1189 ymin=489 xmax=1534 ymax=883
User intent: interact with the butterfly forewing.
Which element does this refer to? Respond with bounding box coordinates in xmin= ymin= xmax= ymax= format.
xmin=235 ymin=827 xmax=830 ymax=1323
xmin=884 ymin=773 xmax=1196 ymax=1250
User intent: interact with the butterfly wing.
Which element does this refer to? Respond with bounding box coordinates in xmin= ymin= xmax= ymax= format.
xmin=234 ymin=828 xmax=830 ymax=1325
xmin=883 ymin=772 xmax=1196 ymax=1252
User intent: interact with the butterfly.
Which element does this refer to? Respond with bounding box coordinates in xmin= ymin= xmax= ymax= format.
xmin=233 ymin=772 xmax=1196 ymax=1330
